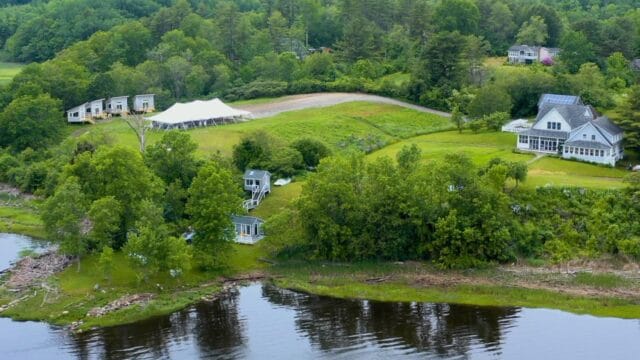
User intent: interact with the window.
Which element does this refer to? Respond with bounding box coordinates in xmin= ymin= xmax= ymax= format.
xmin=143 ymin=101 xmax=149 ymax=109
xmin=557 ymin=123 xmax=561 ymax=130
xmin=600 ymin=150 xmax=604 ymax=157
xmin=580 ymin=148 xmax=584 ymax=155
xmin=582 ymin=134 xmax=587 ymax=139
xmin=519 ymin=135 xmax=528 ymax=144
xmin=547 ymin=122 xmax=552 ymax=129
xmin=590 ymin=149 xmax=594 ymax=156
xmin=116 ymin=104 xmax=122 ymax=110
xmin=591 ymin=135 xmax=596 ymax=141
xmin=72 ymin=112 xmax=79 ymax=117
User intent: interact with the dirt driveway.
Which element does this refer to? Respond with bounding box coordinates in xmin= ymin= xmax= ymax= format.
xmin=234 ymin=92 xmax=451 ymax=119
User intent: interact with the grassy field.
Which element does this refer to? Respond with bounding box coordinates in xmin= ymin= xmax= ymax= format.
xmin=0 ymin=62 xmax=24 ymax=85
xmin=77 ymin=101 xmax=454 ymax=156
xmin=0 ymin=194 xmax=44 ymax=238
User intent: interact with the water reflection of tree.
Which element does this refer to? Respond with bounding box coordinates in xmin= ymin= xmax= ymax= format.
xmin=65 ymin=290 xmax=245 ymax=359
xmin=262 ymin=284 xmax=518 ymax=357
xmin=192 ymin=289 xmax=246 ymax=357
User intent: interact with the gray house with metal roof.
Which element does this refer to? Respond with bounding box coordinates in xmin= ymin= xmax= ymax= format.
xmin=517 ymin=95 xmax=623 ymax=166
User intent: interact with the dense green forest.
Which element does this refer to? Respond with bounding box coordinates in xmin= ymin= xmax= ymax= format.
xmin=1 ymin=0 xmax=640 ymax=272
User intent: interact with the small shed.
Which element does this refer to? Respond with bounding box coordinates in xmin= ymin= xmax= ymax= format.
xmin=232 ymin=215 xmax=264 ymax=244
xmin=106 ymin=96 xmax=129 ymax=115
xmin=243 ymin=169 xmax=271 ymax=193
xmin=133 ymin=94 xmax=155 ymax=113
xmin=67 ymin=103 xmax=88 ymax=123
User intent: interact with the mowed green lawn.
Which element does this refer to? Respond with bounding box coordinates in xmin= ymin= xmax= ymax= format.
xmin=0 ymin=62 xmax=24 ymax=85
xmin=76 ymin=102 xmax=454 ymax=156
xmin=369 ymin=131 xmax=629 ymax=189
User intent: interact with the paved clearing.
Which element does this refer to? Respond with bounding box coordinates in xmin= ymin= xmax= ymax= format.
xmin=234 ymin=92 xmax=451 ymax=119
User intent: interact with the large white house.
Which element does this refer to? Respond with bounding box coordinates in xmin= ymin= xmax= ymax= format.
xmin=508 ymin=45 xmax=560 ymax=65
xmin=516 ymin=94 xmax=623 ymax=166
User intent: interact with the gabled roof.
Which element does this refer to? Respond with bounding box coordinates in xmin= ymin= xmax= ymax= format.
xmin=67 ymin=103 xmax=88 ymax=111
xmin=593 ymin=116 xmax=623 ymax=136
xmin=535 ymin=104 xmax=595 ymax=129
xmin=244 ymin=169 xmax=270 ymax=179
xmin=509 ymin=45 xmax=540 ymax=52
xmin=232 ymin=215 xmax=264 ymax=225
xmin=538 ymin=94 xmax=582 ymax=107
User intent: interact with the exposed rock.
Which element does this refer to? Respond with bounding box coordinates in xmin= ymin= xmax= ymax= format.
xmin=87 ymin=293 xmax=155 ymax=317
xmin=4 ymin=251 xmax=73 ymax=289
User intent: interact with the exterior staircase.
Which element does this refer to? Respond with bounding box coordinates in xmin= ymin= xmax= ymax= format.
xmin=243 ymin=184 xmax=268 ymax=211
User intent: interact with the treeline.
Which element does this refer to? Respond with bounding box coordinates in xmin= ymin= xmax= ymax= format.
xmin=266 ymin=148 xmax=640 ymax=268
xmin=1 ymin=130 xmax=246 ymax=277
xmin=2 ymin=0 xmax=640 ymax=153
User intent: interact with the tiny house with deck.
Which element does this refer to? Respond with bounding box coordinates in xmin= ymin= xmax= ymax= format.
xmin=67 ymin=99 xmax=105 ymax=123
xmin=133 ymin=94 xmax=155 ymax=113
xmin=232 ymin=215 xmax=265 ymax=244
xmin=106 ymin=96 xmax=129 ymax=116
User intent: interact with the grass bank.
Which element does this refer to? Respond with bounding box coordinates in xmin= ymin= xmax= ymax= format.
xmin=1 ymin=244 xmax=267 ymax=330
xmin=0 ymin=193 xmax=45 ymax=239
xmin=271 ymin=261 xmax=640 ymax=319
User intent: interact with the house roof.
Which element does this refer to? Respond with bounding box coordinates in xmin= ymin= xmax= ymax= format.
xmin=244 ymin=169 xmax=270 ymax=179
xmin=134 ymin=94 xmax=155 ymax=98
xmin=538 ymin=94 xmax=582 ymax=107
xmin=535 ymin=104 xmax=595 ymax=128
xmin=509 ymin=45 xmax=539 ymax=52
xmin=67 ymin=103 xmax=88 ymax=111
xmin=564 ymin=140 xmax=611 ymax=150
xmin=521 ymin=128 xmax=569 ymax=139
xmin=107 ymin=96 xmax=128 ymax=100
xmin=89 ymin=98 xmax=105 ymax=102
xmin=593 ymin=116 xmax=623 ymax=136
xmin=232 ymin=215 xmax=264 ymax=225
xmin=148 ymin=98 xmax=251 ymax=125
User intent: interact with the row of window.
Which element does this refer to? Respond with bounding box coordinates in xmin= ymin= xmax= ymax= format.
xmin=564 ymin=147 xmax=608 ymax=157
xmin=546 ymin=122 xmax=562 ymax=130
xmin=582 ymin=133 xmax=597 ymax=141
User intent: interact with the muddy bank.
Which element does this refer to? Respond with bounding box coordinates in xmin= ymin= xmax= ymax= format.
xmin=2 ymin=251 xmax=72 ymax=289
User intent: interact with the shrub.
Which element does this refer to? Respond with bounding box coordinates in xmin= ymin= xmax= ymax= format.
xmin=291 ymin=138 xmax=331 ymax=168
xmin=618 ymin=238 xmax=640 ymax=259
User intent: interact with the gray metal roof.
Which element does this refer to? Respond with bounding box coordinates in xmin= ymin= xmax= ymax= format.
xmin=509 ymin=45 xmax=539 ymax=52
xmin=593 ymin=116 xmax=623 ymax=136
xmin=520 ymin=128 xmax=569 ymax=139
xmin=538 ymin=94 xmax=582 ymax=107
xmin=564 ymin=140 xmax=611 ymax=150
xmin=232 ymin=215 xmax=264 ymax=225
xmin=244 ymin=169 xmax=270 ymax=179
xmin=632 ymin=59 xmax=640 ymax=70
xmin=535 ymin=103 xmax=595 ymax=128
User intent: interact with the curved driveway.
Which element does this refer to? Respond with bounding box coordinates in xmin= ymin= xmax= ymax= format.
xmin=234 ymin=92 xmax=451 ymax=119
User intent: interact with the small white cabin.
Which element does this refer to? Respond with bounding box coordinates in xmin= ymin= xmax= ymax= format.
xmin=67 ymin=103 xmax=88 ymax=123
xmin=88 ymin=99 xmax=106 ymax=119
xmin=232 ymin=215 xmax=264 ymax=244
xmin=106 ymin=96 xmax=129 ymax=115
xmin=133 ymin=94 xmax=155 ymax=113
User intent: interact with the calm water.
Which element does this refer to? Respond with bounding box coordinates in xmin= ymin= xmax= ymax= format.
xmin=1 ymin=233 xmax=640 ymax=359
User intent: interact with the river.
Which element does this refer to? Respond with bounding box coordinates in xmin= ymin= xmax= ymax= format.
xmin=1 ymin=233 xmax=640 ymax=359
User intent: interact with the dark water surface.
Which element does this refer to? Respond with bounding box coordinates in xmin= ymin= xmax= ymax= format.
xmin=1 ymin=233 xmax=640 ymax=359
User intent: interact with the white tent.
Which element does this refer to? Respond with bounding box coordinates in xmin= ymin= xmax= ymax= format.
xmin=148 ymin=98 xmax=252 ymax=129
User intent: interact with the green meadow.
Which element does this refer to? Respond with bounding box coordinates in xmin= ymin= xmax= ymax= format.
xmin=75 ymin=100 xmax=629 ymax=189
xmin=0 ymin=62 xmax=24 ymax=85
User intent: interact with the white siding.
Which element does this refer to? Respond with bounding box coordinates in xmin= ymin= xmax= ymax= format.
xmin=532 ymin=109 xmax=571 ymax=132
xmin=133 ymin=95 xmax=155 ymax=112
xmin=566 ymin=123 xmax=610 ymax=147
xmin=67 ymin=104 xmax=87 ymax=123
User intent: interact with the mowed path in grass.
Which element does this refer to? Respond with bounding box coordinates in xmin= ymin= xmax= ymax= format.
xmin=0 ymin=62 xmax=24 ymax=85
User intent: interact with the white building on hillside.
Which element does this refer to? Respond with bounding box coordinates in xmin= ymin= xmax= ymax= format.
xmin=516 ymin=94 xmax=623 ymax=166
xmin=106 ymin=96 xmax=129 ymax=116
xmin=133 ymin=94 xmax=155 ymax=113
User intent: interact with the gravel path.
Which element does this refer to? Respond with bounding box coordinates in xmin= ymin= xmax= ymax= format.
xmin=234 ymin=92 xmax=451 ymax=119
